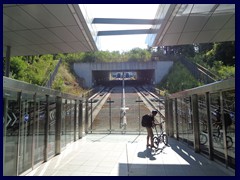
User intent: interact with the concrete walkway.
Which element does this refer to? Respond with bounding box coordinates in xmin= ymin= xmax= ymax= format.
xmin=25 ymin=134 xmax=235 ymax=176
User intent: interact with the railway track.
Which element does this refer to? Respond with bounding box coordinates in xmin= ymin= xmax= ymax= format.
xmin=87 ymin=85 xmax=165 ymax=134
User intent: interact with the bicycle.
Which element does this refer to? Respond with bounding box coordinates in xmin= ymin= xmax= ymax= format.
xmin=153 ymin=121 xmax=168 ymax=148
xmin=200 ymin=127 xmax=233 ymax=149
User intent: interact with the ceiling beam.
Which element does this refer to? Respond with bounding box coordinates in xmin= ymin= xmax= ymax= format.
xmin=92 ymin=18 xmax=161 ymax=24
xmin=97 ymin=29 xmax=157 ymax=36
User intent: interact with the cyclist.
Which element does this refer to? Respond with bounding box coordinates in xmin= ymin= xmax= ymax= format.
xmin=212 ymin=108 xmax=232 ymax=135
xmin=213 ymin=108 xmax=222 ymax=129
xmin=143 ymin=110 xmax=158 ymax=148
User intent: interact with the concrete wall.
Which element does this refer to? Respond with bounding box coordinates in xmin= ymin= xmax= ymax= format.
xmin=155 ymin=61 xmax=173 ymax=85
xmin=73 ymin=61 xmax=173 ymax=88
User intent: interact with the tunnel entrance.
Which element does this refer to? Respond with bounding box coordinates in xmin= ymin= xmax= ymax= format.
xmin=92 ymin=69 xmax=155 ymax=86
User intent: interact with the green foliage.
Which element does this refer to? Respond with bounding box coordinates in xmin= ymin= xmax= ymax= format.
xmin=192 ymin=42 xmax=235 ymax=80
xmin=52 ymin=63 xmax=86 ymax=95
xmin=10 ymin=56 xmax=28 ymax=79
xmin=193 ymin=42 xmax=235 ymax=67
xmin=52 ymin=76 xmax=65 ymax=91
xmin=7 ymin=42 xmax=235 ymax=95
xmin=213 ymin=42 xmax=235 ymax=66
xmin=211 ymin=61 xmax=235 ymax=79
xmin=57 ymin=48 xmax=152 ymax=63
xmin=10 ymin=55 xmax=58 ymax=85
xmin=126 ymin=48 xmax=151 ymax=62
xmin=158 ymin=61 xmax=203 ymax=93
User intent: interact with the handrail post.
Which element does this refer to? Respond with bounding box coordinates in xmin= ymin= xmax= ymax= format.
xmin=192 ymin=94 xmax=200 ymax=153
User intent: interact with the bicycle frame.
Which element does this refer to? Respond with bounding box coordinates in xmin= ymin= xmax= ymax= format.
xmin=153 ymin=122 xmax=168 ymax=147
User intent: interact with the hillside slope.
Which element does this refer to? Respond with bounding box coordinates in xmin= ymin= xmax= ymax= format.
xmin=52 ymin=63 xmax=87 ymax=96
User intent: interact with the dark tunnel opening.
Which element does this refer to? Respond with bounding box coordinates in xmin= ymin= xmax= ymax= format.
xmin=92 ymin=70 xmax=155 ymax=87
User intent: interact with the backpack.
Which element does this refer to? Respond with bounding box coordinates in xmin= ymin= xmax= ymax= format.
xmin=141 ymin=114 xmax=153 ymax=127
xmin=224 ymin=113 xmax=232 ymax=127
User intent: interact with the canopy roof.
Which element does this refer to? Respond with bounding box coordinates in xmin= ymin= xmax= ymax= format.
xmin=3 ymin=4 xmax=98 ymax=57
xmin=3 ymin=4 xmax=235 ymax=57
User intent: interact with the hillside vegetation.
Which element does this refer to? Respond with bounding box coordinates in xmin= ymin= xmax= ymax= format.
xmin=157 ymin=61 xmax=203 ymax=94
xmin=7 ymin=55 xmax=58 ymax=85
xmin=6 ymin=42 xmax=234 ymax=95
xmin=52 ymin=62 xmax=86 ymax=96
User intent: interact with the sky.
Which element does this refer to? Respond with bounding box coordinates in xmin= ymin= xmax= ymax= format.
xmin=82 ymin=4 xmax=159 ymax=52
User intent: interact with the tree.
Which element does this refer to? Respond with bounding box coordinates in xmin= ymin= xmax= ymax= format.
xmin=214 ymin=42 xmax=235 ymax=66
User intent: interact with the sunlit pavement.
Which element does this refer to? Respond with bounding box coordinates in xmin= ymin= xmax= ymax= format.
xmin=25 ymin=134 xmax=235 ymax=176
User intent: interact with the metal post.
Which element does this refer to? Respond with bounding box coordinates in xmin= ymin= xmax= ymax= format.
xmin=5 ymin=46 xmax=11 ymax=77
xmin=107 ymin=97 xmax=114 ymax=133
xmin=136 ymin=97 xmax=143 ymax=134
xmin=55 ymin=96 xmax=62 ymax=155
xmin=220 ymin=91 xmax=229 ymax=168
xmin=73 ymin=99 xmax=77 ymax=141
xmin=174 ymin=98 xmax=179 ymax=140
xmin=78 ymin=100 xmax=83 ymax=139
xmin=192 ymin=94 xmax=200 ymax=153
xmin=85 ymin=98 xmax=89 ymax=134
xmin=90 ymin=99 xmax=93 ymax=133
xmin=44 ymin=95 xmax=49 ymax=162
xmin=16 ymin=92 xmax=22 ymax=176
xmin=31 ymin=93 xmax=36 ymax=168
xmin=109 ymin=100 xmax=111 ymax=132
xmin=165 ymin=97 xmax=169 ymax=135
xmin=138 ymin=100 xmax=140 ymax=133
xmin=206 ymin=92 xmax=213 ymax=160
xmin=168 ymin=99 xmax=174 ymax=137
xmin=159 ymin=97 xmax=161 ymax=121
xmin=3 ymin=96 xmax=8 ymax=174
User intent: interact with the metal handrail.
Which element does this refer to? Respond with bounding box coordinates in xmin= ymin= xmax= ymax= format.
xmin=45 ymin=58 xmax=62 ymax=88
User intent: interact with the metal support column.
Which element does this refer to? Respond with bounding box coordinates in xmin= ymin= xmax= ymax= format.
xmin=220 ymin=91 xmax=229 ymax=168
xmin=74 ymin=99 xmax=77 ymax=141
xmin=44 ymin=95 xmax=49 ymax=162
xmin=136 ymin=98 xmax=143 ymax=134
xmin=16 ymin=92 xmax=22 ymax=176
xmin=107 ymin=98 xmax=114 ymax=133
xmin=31 ymin=93 xmax=37 ymax=168
xmin=165 ymin=97 xmax=169 ymax=136
xmin=174 ymin=98 xmax=179 ymax=140
xmin=3 ymin=96 xmax=8 ymax=173
xmin=78 ymin=100 xmax=83 ymax=139
xmin=5 ymin=46 xmax=11 ymax=77
xmin=90 ymin=99 xmax=93 ymax=133
xmin=168 ymin=99 xmax=174 ymax=137
xmin=55 ymin=96 xmax=62 ymax=155
xmin=192 ymin=94 xmax=200 ymax=153
xmin=206 ymin=92 xmax=213 ymax=160
xmin=85 ymin=98 xmax=89 ymax=134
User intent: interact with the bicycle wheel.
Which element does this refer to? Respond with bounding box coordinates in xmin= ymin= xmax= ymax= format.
xmin=226 ymin=136 xmax=233 ymax=148
xmin=162 ymin=134 xmax=168 ymax=145
xmin=220 ymin=136 xmax=233 ymax=149
xmin=153 ymin=136 xmax=159 ymax=148
xmin=200 ymin=133 xmax=208 ymax=145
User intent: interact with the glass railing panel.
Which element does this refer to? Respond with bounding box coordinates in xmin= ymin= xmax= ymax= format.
xmin=18 ymin=92 xmax=34 ymax=174
xmin=47 ymin=96 xmax=56 ymax=158
xmin=34 ymin=95 xmax=46 ymax=165
xmin=3 ymin=90 xmax=19 ymax=176
xmin=198 ymin=94 xmax=209 ymax=154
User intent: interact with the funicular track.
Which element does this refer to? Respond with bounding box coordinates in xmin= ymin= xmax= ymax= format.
xmin=86 ymin=85 xmax=165 ymax=134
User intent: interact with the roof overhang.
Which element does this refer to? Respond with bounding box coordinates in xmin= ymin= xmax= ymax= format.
xmin=3 ymin=4 xmax=98 ymax=57
xmin=147 ymin=4 xmax=235 ymax=47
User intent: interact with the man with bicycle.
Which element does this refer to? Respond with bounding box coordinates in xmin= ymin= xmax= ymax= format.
xmin=142 ymin=110 xmax=158 ymax=149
